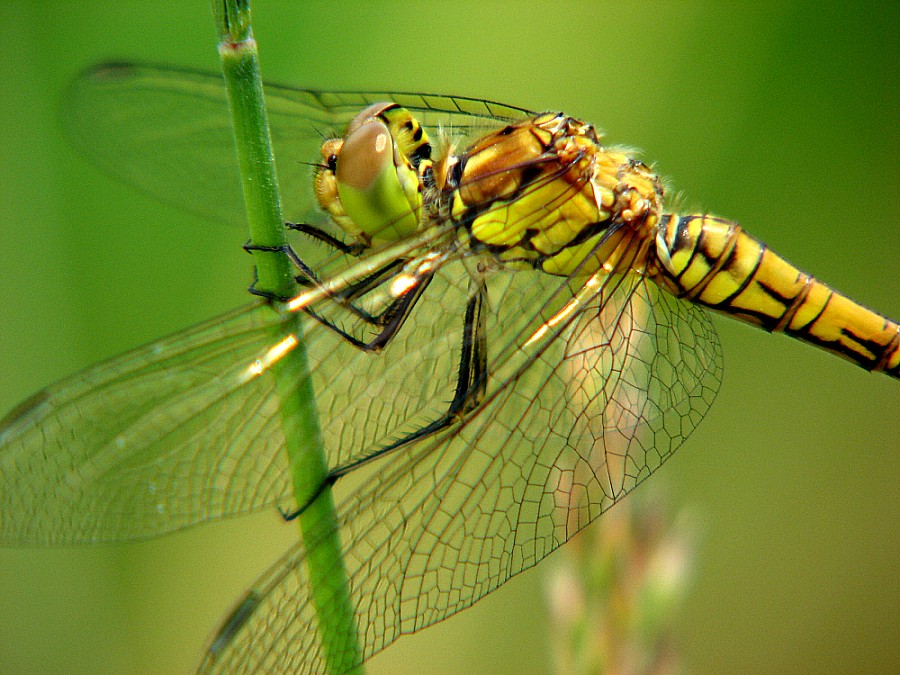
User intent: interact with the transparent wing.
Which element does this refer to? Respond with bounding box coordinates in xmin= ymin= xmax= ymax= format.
xmin=66 ymin=62 xmax=533 ymax=227
xmin=0 ymin=303 xmax=290 ymax=543
xmin=0 ymin=65 xmax=535 ymax=546
xmin=0 ymin=260 xmax=474 ymax=544
xmin=26 ymin=64 xmax=726 ymax=673
xmin=0 ymin=274 xmax=465 ymax=544
xmin=0 ymin=173 xmax=635 ymax=546
xmin=0 ymin=239 xmax=554 ymax=544
xmin=199 ymin=273 xmax=723 ymax=673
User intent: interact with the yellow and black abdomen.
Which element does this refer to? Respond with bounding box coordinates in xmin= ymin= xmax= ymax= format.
xmin=652 ymin=214 xmax=900 ymax=378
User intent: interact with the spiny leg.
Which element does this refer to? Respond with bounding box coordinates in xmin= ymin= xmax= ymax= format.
xmin=286 ymin=221 xmax=367 ymax=257
xmin=306 ymin=271 xmax=434 ymax=353
xmin=242 ymin=240 xmax=308 ymax=303
xmin=282 ymin=277 xmax=490 ymax=520
xmin=262 ymin=222 xmax=422 ymax=334
xmin=332 ymin=276 xmax=489 ymax=474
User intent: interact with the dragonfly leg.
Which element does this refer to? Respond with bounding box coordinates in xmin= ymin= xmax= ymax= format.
xmin=305 ymin=272 xmax=433 ymax=353
xmin=329 ymin=280 xmax=489 ymax=479
xmin=243 ymin=239 xmax=311 ymax=297
xmin=246 ymin=283 xmax=291 ymax=303
xmin=244 ymin=226 xmax=411 ymax=330
xmin=243 ymin=264 xmax=293 ymax=303
xmin=280 ymin=279 xmax=488 ymax=522
xmin=283 ymin=223 xmax=417 ymax=326
xmin=243 ymin=238 xmax=322 ymax=288
xmin=286 ymin=221 xmax=367 ymax=257
xmin=279 ymin=473 xmax=339 ymax=522
xmin=325 ymin=259 xmax=406 ymax=310
xmin=259 ymin=223 xmax=445 ymax=353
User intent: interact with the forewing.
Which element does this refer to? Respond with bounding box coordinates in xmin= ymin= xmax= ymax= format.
xmin=66 ymin=63 xmax=532 ymax=227
xmin=198 ymin=273 xmax=723 ymax=673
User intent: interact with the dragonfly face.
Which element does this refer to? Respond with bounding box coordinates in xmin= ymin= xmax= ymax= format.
xmin=0 ymin=63 xmax=896 ymax=674
xmin=314 ymin=102 xmax=434 ymax=247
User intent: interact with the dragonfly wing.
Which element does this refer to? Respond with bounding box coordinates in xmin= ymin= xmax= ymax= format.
xmin=0 ymin=264 xmax=525 ymax=545
xmin=66 ymin=63 xmax=532 ymax=228
xmin=0 ymin=246 xmax=569 ymax=546
xmin=0 ymin=302 xmax=296 ymax=544
xmin=198 ymin=275 xmax=723 ymax=673
xmin=68 ymin=64 xmax=248 ymax=226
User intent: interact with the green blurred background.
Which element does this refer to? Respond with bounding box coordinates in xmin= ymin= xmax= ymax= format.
xmin=0 ymin=2 xmax=897 ymax=673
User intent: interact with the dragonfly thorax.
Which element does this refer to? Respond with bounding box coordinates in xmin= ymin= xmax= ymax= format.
xmin=449 ymin=112 xmax=665 ymax=277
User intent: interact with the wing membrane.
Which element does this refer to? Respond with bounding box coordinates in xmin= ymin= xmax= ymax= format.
xmin=199 ymin=276 xmax=722 ymax=673
xmin=66 ymin=63 xmax=532 ymax=227
xmin=0 ymin=271 xmax=466 ymax=544
xmin=0 ymin=303 xmax=288 ymax=542
xmin=0 ymin=254 xmax=568 ymax=544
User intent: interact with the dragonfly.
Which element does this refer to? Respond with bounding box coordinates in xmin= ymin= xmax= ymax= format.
xmin=0 ymin=63 xmax=896 ymax=674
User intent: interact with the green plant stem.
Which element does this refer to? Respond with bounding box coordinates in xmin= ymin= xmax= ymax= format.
xmin=212 ymin=2 xmax=363 ymax=673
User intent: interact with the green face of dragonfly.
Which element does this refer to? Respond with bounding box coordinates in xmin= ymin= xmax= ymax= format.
xmin=315 ymin=103 xmax=432 ymax=246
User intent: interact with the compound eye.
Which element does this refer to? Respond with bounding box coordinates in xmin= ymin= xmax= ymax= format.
xmin=326 ymin=153 xmax=337 ymax=173
xmin=344 ymin=102 xmax=396 ymax=136
xmin=334 ymin=116 xmax=421 ymax=243
xmin=336 ymin=119 xmax=393 ymax=192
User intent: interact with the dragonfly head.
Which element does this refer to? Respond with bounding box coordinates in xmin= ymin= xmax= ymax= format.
xmin=314 ymin=103 xmax=433 ymax=246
